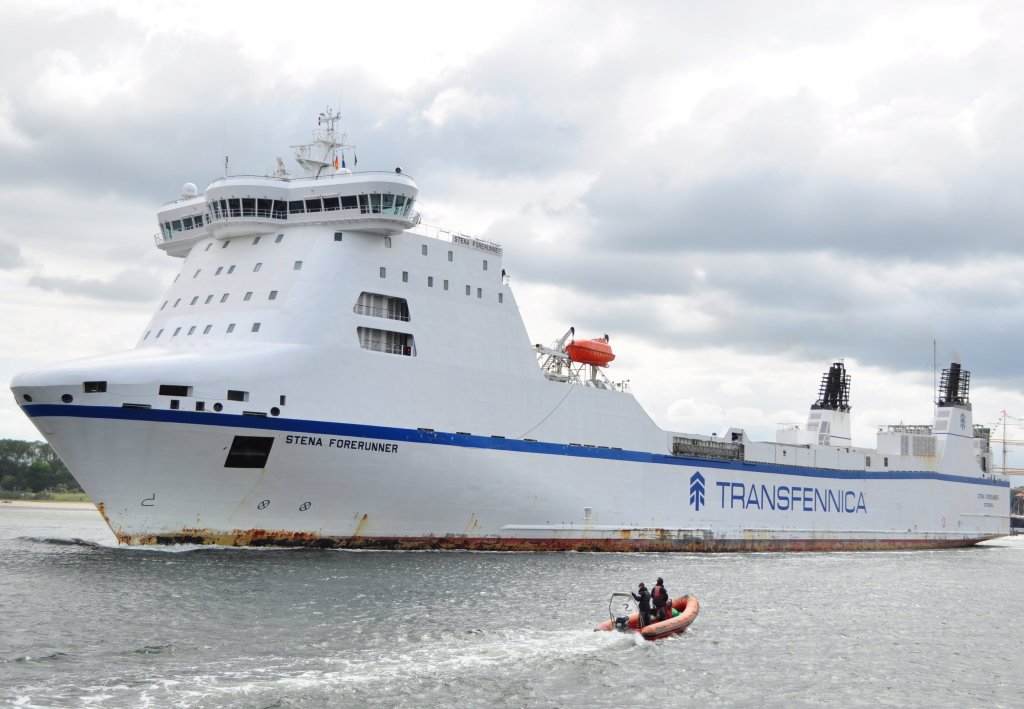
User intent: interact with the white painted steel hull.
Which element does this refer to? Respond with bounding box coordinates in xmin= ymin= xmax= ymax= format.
xmin=21 ymin=407 xmax=1009 ymax=550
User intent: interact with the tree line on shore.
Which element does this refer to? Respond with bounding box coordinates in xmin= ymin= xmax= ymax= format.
xmin=0 ymin=439 xmax=81 ymax=493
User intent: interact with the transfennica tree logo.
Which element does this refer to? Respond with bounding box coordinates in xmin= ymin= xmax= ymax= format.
xmin=689 ymin=471 xmax=705 ymax=511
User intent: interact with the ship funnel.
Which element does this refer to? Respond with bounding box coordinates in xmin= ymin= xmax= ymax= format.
xmin=938 ymin=362 xmax=970 ymax=408
xmin=802 ymin=361 xmax=852 ymax=446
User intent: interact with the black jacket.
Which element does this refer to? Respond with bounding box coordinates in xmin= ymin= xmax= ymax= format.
xmin=631 ymin=588 xmax=651 ymax=610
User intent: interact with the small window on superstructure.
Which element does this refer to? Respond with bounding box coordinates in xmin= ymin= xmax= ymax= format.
xmin=465 ymin=285 xmax=471 ymax=296
xmin=866 ymin=456 xmax=871 ymax=467
xmin=227 ymin=323 xmax=235 ymax=333
xmin=244 ymin=292 xmax=253 ymax=301
xmin=275 ymin=234 xmax=284 ymax=243
xmin=160 ymin=301 xmax=167 ymax=310
xmin=205 ymin=243 xmax=213 ymax=252
xmin=156 ymin=329 xmax=164 ymax=338
xmin=144 ymin=330 xmax=151 ymax=339
xmin=884 ymin=457 xmax=889 ymax=467
xmin=252 ymin=323 xmax=261 ymax=333
xmin=220 ymin=293 xmax=229 ymax=303
xmin=254 ymin=263 xmax=262 ymax=272
xmin=380 ymin=267 xmax=386 ymax=279
xmin=269 ymin=290 xmax=278 ymax=300
xmin=334 ymin=232 xmax=343 ymax=241
xmin=483 ymin=260 xmax=488 ymax=271
xmin=477 ymin=287 xmax=482 ymax=298
xmin=190 ymin=297 xmax=198 ymax=305
xmin=227 ymin=265 xmax=235 ymax=274
xmin=222 ymin=240 xmax=229 ymax=248
xmin=204 ymin=295 xmax=213 ymax=304
xmin=174 ymin=298 xmax=181 ymax=307
xmin=203 ymin=325 xmax=212 ymax=334
xmin=188 ymin=326 xmax=196 ymax=336
xmin=215 ymin=266 xmax=223 ymax=276
xmin=443 ymin=279 xmax=449 ymax=291
xmin=253 ymin=236 xmax=261 ymax=245
xmin=293 ymin=261 xmax=302 ymax=270
xmin=421 ymin=244 xmax=428 ymax=256
xmin=428 ymin=276 xmax=434 ymax=287
xmin=498 ymin=292 xmax=503 ymax=304
xmin=194 ymin=269 xmax=201 ymax=278
xmin=384 ymin=237 xmax=392 ymax=248
xmin=448 ymin=251 xmax=453 ymax=262
xmin=173 ymin=327 xmax=182 ymax=337
xmin=174 ymin=274 xmax=180 ymax=283
xmin=402 ymin=271 xmax=408 ymax=283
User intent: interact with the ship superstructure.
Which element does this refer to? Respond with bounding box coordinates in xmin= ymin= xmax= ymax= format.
xmin=10 ymin=111 xmax=1010 ymax=550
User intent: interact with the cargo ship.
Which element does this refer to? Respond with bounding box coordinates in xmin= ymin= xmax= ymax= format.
xmin=10 ymin=109 xmax=1011 ymax=550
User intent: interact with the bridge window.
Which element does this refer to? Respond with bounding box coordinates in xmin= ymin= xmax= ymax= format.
xmin=305 ymin=197 xmax=323 ymax=213
xmin=241 ymin=198 xmax=256 ymax=216
xmin=341 ymin=195 xmax=357 ymax=209
xmin=288 ymin=200 xmax=305 ymax=214
xmin=228 ymin=198 xmax=241 ymax=217
xmin=272 ymin=201 xmax=287 ymax=219
xmin=395 ymin=195 xmax=406 ymax=214
xmin=382 ymin=194 xmax=394 ymax=213
xmin=323 ymin=196 xmax=340 ymax=211
xmin=257 ymin=198 xmax=271 ymax=217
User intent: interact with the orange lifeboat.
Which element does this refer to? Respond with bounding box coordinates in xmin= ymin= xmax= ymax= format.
xmin=565 ymin=337 xmax=615 ymax=367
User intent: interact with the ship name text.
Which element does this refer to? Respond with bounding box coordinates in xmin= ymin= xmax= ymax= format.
xmin=285 ymin=435 xmax=398 ymax=453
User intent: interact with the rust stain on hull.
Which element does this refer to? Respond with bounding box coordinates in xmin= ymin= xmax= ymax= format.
xmin=113 ymin=528 xmax=1002 ymax=552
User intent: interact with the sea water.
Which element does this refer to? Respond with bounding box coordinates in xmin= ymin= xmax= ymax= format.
xmin=1 ymin=505 xmax=1021 ymax=708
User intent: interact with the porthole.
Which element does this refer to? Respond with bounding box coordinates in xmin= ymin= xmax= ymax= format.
xmin=213 ymin=402 xmax=223 ymax=412
xmin=61 ymin=394 xmax=73 ymax=403
xmin=22 ymin=394 xmax=32 ymax=403
xmin=270 ymin=407 xmax=280 ymax=416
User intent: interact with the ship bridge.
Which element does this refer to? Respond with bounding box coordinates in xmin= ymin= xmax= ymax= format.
xmin=154 ymin=108 xmax=420 ymax=257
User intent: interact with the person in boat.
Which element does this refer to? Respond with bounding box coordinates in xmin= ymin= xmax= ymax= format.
xmin=651 ymin=577 xmax=669 ymax=621
xmin=631 ymin=582 xmax=652 ymax=627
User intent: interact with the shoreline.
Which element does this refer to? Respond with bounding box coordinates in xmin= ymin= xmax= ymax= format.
xmin=0 ymin=499 xmax=97 ymax=511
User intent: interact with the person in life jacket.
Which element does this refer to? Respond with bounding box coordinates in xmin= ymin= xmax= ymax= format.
xmin=631 ymin=582 xmax=652 ymax=628
xmin=651 ymin=577 xmax=669 ymax=621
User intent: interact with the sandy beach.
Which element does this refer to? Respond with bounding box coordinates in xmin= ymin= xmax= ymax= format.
xmin=0 ymin=499 xmax=96 ymax=511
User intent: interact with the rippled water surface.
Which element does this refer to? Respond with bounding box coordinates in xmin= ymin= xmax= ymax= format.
xmin=2 ymin=505 xmax=1022 ymax=708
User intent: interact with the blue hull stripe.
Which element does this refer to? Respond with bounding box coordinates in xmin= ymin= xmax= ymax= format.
xmin=22 ymin=404 xmax=1010 ymax=488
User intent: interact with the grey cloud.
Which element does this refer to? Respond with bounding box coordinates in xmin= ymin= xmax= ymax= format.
xmin=0 ymin=236 xmax=25 ymax=269
xmin=28 ymin=267 xmax=162 ymax=302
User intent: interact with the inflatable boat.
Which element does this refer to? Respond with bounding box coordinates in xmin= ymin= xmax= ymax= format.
xmin=594 ymin=593 xmax=699 ymax=640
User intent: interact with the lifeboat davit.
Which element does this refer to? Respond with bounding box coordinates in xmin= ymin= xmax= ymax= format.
xmin=594 ymin=594 xmax=699 ymax=641
xmin=565 ymin=337 xmax=615 ymax=367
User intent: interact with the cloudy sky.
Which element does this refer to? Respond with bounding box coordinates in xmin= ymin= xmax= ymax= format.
xmin=2 ymin=0 xmax=1023 ymax=478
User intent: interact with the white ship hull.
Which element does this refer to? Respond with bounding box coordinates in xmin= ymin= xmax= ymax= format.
xmin=21 ymin=405 xmax=1008 ymax=550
